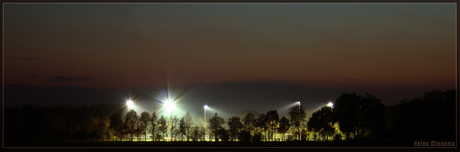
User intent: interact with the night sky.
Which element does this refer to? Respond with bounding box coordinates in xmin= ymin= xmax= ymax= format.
xmin=3 ymin=3 xmax=456 ymax=120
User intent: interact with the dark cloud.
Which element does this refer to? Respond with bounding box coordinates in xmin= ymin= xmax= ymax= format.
xmin=4 ymin=84 xmax=36 ymax=89
xmin=48 ymin=76 xmax=91 ymax=82
xmin=12 ymin=57 xmax=38 ymax=60
xmin=76 ymin=78 xmax=91 ymax=81
xmin=4 ymin=85 xmax=118 ymax=107
xmin=4 ymin=68 xmax=21 ymax=71
xmin=336 ymin=77 xmax=367 ymax=83
xmin=30 ymin=75 xmax=41 ymax=78
xmin=48 ymin=76 xmax=75 ymax=82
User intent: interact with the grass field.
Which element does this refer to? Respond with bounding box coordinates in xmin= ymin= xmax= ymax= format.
xmin=5 ymin=140 xmax=413 ymax=147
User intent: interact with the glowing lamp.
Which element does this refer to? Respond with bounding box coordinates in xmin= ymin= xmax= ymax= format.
xmin=327 ymin=102 xmax=333 ymax=108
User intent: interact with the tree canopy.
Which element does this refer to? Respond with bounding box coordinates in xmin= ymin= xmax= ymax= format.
xmin=288 ymin=104 xmax=306 ymax=140
xmin=209 ymin=113 xmax=225 ymax=142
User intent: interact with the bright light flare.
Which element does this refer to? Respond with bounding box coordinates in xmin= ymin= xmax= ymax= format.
xmin=164 ymin=99 xmax=175 ymax=112
xmin=127 ymin=100 xmax=133 ymax=107
xmin=204 ymin=105 xmax=208 ymax=109
xmin=297 ymin=101 xmax=301 ymax=106
xmin=327 ymin=102 xmax=333 ymax=108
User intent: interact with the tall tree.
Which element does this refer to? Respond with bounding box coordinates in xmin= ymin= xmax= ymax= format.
xmin=170 ymin=115 xmax=179 ymax=141
xmin=119 ymin=122 xmax=128 ymax=141
xmin=125 ymin=110 xmax=139 ymax=141
xmin=239 ymin=130 xmax=251 ymax=142
xmin=288 ymin=104 xmax=306 ymax=140
xmin=307 ymin=106 xmax=335 ymax=141
xmin=157 ymin=115 xmax=168 ymax=141
xmin=228 ymin=116 xmax=243 ymax=141
xmin=209 ymin=113 xmax=225 ymax=142
xmin=265 ymin=110 xmax=279 ymax=141
xmin=391 ymin=89 xmax=455 ymax=142
xmin=334 ymin=92 xmax=361 ymax=140
xmin=219 ymin=127 xmax=230 ymax=142
xmin=197 ymin=117 xmax=207 ymax=141
xmin=99 ymin=116 xmax=111 ymax=141
xmin=190 ymin=125 xmax=202 ymax=142
xmin=81 ymin=116 xmax=100 ymax=141
xmin=134 ymin=127 xmax=143 ymax=141
xmin=278 ymin=116 xmax=290 ymax=141
xmin=139 ymin=111 xmax=151 ymax=142
xmin=334 ymin=92 xmax=385 ymax=141
xmin=184 ymin=111 xmax=193 ymax=141
xmin=179 ymin=117 xmax=187 ymax=141
xmin=361 ymin=93 xmax=385 ymax=142
xmin=149 ymin=111 xmax=157 ymax=141
xmin=255 ymin=113 xmax=267 ymax=141
xmin=243 ymin=113 xmax=255 ymax=135
xmin=109 ymin=113 xmax=122 ymax=141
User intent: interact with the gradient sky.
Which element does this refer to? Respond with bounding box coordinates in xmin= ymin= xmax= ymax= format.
xmin=3 ymin=3 xmax=457 ymax=120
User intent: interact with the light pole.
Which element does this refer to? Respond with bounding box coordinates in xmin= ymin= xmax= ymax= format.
xmin=297 ymin=101 xmax=301 ymax=141
xmin=204 ymin=105 xmax=208 ymax=141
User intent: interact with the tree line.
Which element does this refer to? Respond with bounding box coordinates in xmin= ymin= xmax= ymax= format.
xmin=4 ymin=89 xmax=455 ymax=143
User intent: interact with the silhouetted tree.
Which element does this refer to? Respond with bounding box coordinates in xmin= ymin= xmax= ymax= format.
xmin=243 ymin=113 xmax=255 ymax=136
xmin=184 ymin=111 xmax=193 ymax=141
xmin=308 ymin=106 xmax=335 ymax=141
xmin=139 ymin=111 xmax=150 ymax=142
xmin=81 ymin=116 xmax=99 ymax=141
xmin=4 ymin=102 xmax=127 ymax=143
xmin=334 ymin=93 xmax=361 ymax=140
xmin=265 ymin=110 xmax=279 ymax=141
xmin=219 ymin=128 xmax=230 ymax=142
xmin=99 ymin=116 xmax=111 ymax=141
xmin=239 ymin=130 xmax=251 ymax=142
xmin=125 ymin=110 xmax=139 ymax=141
xmin=134 ymin=127 xmax=143 ymax=141
xmin=288 ymin=104 xmax=306 ymax=140
xmin=278 ymin=116 xmax=290 ymax=141
xmin=209 ymin=113 xmax=225 ymax=142
xmin=391 ymin=89 xmax=455 ymax=142
xmin=149 ymin=111 xmax=157 ymax=141
xmin=190 ymin=125 xmax=201 ymax=142
xmin=170 ymin=115 xmax=179 ymax=141
xmin=228 ymin=116 xmax=243 ymax=141
xmin=252 ymin=132 xmax=263 ymax=142
xmin=119 ymin=122 xmax=129 ymax=141
xmin=334 ymin=92 xmax=385 ymax=141
xmin=197 ymin=117 xmax=207 ymax=141
xmin=361 ymin=93 xmax=386 ymax=142
xmin=157 ymin=115 xmax=167 ymax=141
xmin=179 ymin=117 xmax=187 ymax=141
xmin=255 ymin=113 xmax=267 ymax=141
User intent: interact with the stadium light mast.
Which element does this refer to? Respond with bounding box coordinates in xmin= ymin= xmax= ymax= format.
xmin=297 ymin=101 xmax=301 ymax=141
xmin=204 ymin=105 xmax=208 ymax=141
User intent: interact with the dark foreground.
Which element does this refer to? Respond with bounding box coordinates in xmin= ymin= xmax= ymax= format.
xmin=5 ymin=141 xmax=421 ymax=147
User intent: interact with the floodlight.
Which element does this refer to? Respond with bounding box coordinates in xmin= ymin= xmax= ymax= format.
xmin=127 ymin=100 xmax=133 ymax=107
xmin=327 ymin=102 xmax=333 ymax=108
xmin=165 ymin=100 xmax=175 ymax=111
xmin=204 ymin=105 xmax=208 ymax=109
